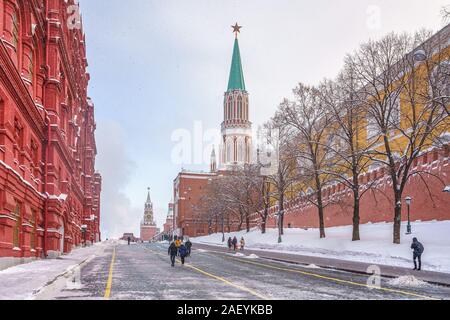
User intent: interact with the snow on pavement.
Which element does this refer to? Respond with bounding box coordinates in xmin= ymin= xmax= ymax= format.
xmin=0 ymin=241 xmax=114 ymax=300
xmin=192 ymin=220 xmax=450 ymax=273
xmin=387 ymin=276 xmax=428 ymax=287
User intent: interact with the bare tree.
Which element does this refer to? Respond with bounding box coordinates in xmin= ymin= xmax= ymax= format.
xmin=442 ymin=6 xmax=450 ymax=24
xmin=196 ymin=176 xmax=237 ymax=242
xmin=346 ymin=31 xmax=449 ymax=244
xmin=260 ymin=121 xmax=297 ymax=241
xmin=236 ymin=165 xmax=264 ymax=232
xmin=275 ymin=84 xmax=334 ymax=239
xmin=319 ymin=69 xmax=378 ymax=241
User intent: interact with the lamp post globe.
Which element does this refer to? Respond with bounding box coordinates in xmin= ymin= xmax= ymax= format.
xmin=413 ymin=49 xmax=426 ymax=62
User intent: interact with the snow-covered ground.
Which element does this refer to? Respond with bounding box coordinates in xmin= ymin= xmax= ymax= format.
xmin=0 ymin=240 xmax=114 ymax=300
xmin=192 ymin=220 xmax=450 ymax=273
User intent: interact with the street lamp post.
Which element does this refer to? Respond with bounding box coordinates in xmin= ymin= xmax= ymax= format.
xmin=81 ymin=225 xmax=87 ymax=247
xmin=405 ymin=197 xmax=412 ymax=235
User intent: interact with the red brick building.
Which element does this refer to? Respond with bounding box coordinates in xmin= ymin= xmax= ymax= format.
xmin=0 ymin=0 xmax=101 ymax=267
xmin=173 ymin=171 xmax=216 ymax=237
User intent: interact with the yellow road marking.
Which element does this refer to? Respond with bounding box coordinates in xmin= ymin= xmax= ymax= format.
xmin=104 ymin=246 xmax=116 ymax=299
xmin=145 ymin=248 xmax=268 ymax=300
xmin=225 ymin=256 xmax=440 ymax=301
xmin=185 ymin=264 xmax=269 ymax=300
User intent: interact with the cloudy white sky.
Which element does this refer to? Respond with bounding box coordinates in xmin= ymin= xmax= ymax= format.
xmin=78 ymin=0 xmax=449 ymax=239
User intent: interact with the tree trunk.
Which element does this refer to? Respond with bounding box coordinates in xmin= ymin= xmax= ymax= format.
xmin=352 ymin=186 xmax=361 ymax=241
xmin=246 ymin=216 xmax=250 ymax=233
xmin=221 ymin=216 xmax=225 ymax=242
xmin=352 ymin=196 xmax=360 ymax=241
xmin=393 ymin=198 xmax=402 ymax=244
xmin=261 ymin=207 xmax=268 ymax=234
xmin=279 ymin=194 xmax=285 ymax=235
xmin=316 ymin=189 xmax=326 ymax=238
xmin=261 ymin=219 xmax=266 ymax=234
xmin=318 ymin=205 xmax=326 ymax=239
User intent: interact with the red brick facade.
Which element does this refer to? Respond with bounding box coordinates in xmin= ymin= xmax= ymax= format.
xmin=173 ymin=171 xmax=216 ymax=237
xmin=0 ymin=0 xmax=101 ymax=262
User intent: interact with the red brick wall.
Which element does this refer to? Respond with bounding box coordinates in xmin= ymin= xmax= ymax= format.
xmin=140 ymin=226 xmax=160 ymax=241
xmin=264 ymin=149 xmax=450 ymax=230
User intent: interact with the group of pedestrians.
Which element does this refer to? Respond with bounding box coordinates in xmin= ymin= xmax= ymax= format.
xmin=227 ymin=236 xmax=245 ymax=252
xmin=167 ymin=234 xmax=424 ymax=272
xmin=168 ymin=236 xmax=192 ymax=267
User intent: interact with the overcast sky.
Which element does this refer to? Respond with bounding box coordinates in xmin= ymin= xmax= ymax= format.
xmin=78 ymin=0 xmax=449 ymax=239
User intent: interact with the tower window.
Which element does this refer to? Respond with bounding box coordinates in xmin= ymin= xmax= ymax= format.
xmin=12 ymin=12 xmax=19 ymax=50
xmin=12 ymin=201 xmax=22 ymax=248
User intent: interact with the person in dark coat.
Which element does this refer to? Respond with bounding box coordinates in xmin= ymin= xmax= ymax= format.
xmin=232 ymin=237 xmax=238 ymax=252
xmin=227 ymin=237 xmax=233 ymax=251
xmin=127 ymin=237 xmax=131 ymax=245
xmin=411 ymin=237 xmax=425 ymax=271
xmin=185 ymin=239 xmax=192 ymax=257
xmin=168 ymin=241 xmax=178 ymax=267
xmin=179 ymin=244 xmax=188 ymax=265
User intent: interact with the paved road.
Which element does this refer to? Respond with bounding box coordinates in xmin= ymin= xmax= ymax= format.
xmin=51 ymin=243 xmax=450 ymax=300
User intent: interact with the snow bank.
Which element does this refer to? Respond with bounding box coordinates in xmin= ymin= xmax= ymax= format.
xmin=192 ymin=221 xmax=450 ymax=273
xmin=387 ymin=276 xmax=428 ymax=287
xmin=0 ymin=241 xmax=114 ymax=300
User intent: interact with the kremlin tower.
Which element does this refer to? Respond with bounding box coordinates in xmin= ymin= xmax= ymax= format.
xmin=219 ymin=24 xmax=253 ymax=170
xmin=140 ymin=188 xmax=160 ymax=241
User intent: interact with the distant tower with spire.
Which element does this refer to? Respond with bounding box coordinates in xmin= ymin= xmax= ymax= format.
xmin=210 ymin=146 xmax=217 ymax=173
xmin=219 ymin=23 xmax=252 ymax=169
xmin=140 ymin=188 xmax=160 ymax=241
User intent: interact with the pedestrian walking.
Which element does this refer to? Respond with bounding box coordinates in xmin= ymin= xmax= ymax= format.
xmin=227 ymin=237 xmax=233 ymax=251
xmin=127 ymin=237 xmax=131 ymax=245
xmin=240 ymin=237 xmax=245 ymax=251
xmin=411 ymin=237 xmax=425 ymax=271
xmin=232 ymin=236 xmax=238 ymax=252
xmin=179 ymin=243 xmax=188 ymax=265
xmin=175 ymin=237 xmax=182 ymax=248
xmin=168 ymin=241 xmax=178 ymax=267
xmin=185 ymin=238 xmax=192 ymax=257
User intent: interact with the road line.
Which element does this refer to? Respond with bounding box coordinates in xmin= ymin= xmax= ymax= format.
xmin=145 ymin=247 xmax=269 ymax=300
xmin=185 ymin=264 xmax=269 ymax=300
xmin=104 ymin=246 xmax=116 ymax=299
xmin=225 ymin=256 xmax=439 ymax=300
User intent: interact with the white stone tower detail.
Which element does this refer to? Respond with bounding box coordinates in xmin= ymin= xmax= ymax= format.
xmin=220 ymin=24 xmax=252 ymax=170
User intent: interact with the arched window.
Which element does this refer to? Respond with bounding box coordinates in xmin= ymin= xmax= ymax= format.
xmin=245 ymin=137 xmax=250 ymax=163
xmin=238 ymin=138 xmax=244 ymax=162
xmin=0 ymin=99 xmax=4 ymax=124
xmin=27 ymin=50 xmax=34 ymax=82
xmin=12 ymin=11 xmax=19 ymax=51
xmin=226 ymin=138 xmax=232 ymax=163
xmin=237 ymin=96 xmax=243 ymax=120
xmin=30 ymin=209 xmax=37 ymax=251
xmin=12 ymin=201 xmax=21 ymax=248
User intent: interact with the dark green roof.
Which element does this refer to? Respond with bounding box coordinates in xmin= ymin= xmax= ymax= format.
xmin=227 ymin=38 xmax=246 ymax=91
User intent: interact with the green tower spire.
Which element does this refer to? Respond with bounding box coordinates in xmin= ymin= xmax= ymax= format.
xmin=227 ymin=38 xmax=246 ymax=92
